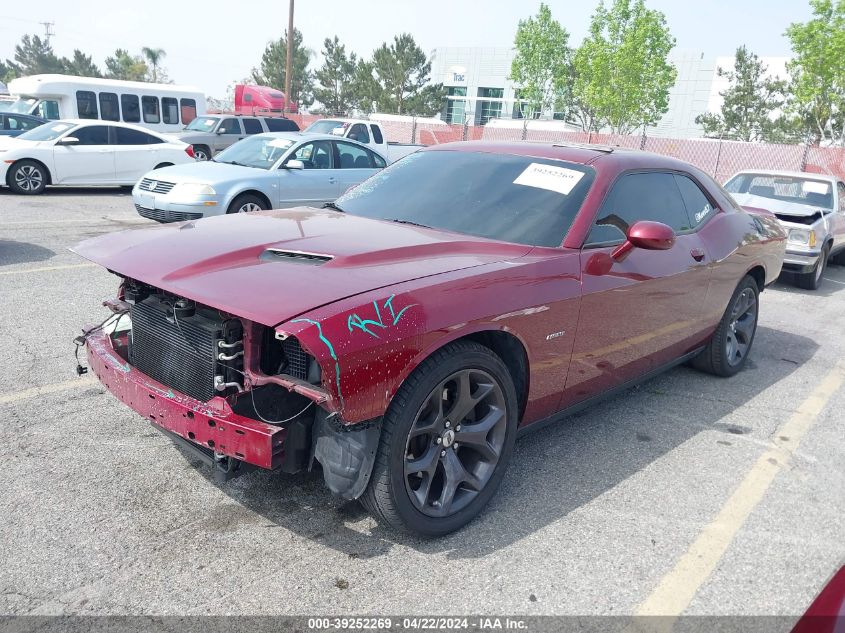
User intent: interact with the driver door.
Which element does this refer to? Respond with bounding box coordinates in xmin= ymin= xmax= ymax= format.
xmin=214 ymin=117 xmax=243 ymax=153
xmin=52 ymin=125 xmax=116 ymax=184
xmin=277 ymin=140 xmax=339 ymax=208
xmin=562 ymin=171 xmax=713 ymax=407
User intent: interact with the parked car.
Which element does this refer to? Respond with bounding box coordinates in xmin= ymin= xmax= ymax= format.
xmin=131 ymin=132 xmax=385 ymax=222
xmin=169 ymin=114 xmax=300 ymax=161
xmin=0 ymin=112 xmax=46 ymax=136
xmin=0 ymin=119 xmax=195 ymax=194
xmin=725 ymin=170 xmax=845 ymax=289
xmin=73 ymin=142 xmax=786 ymax=536
xmin=304 ymin=118 xmax=422 ymax=163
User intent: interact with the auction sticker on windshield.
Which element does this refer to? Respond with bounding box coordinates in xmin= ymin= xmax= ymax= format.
xmin=513 ymin=162 xmax=585 ymax=195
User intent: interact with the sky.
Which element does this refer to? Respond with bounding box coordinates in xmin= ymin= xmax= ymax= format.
xmin=0 ymin=0 xmax=813 ymax=98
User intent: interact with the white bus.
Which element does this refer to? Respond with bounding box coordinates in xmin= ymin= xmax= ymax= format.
xmin=5 ymin=74 xmax=206 ymax=133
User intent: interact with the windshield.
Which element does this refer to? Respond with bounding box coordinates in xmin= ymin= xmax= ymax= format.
xmin=725 ymin=173 xmax=834 ymax=210
xmin=6 ymin=97 xmax=38 ymax=114
xmin=17 ymin=121 xmax=75 ymax=141
xmin=213 ymin=135 xmax=295 ymax=169
xmin=184 ymin=116 xmax=219 ymax=131
xmin=336 ymin=151 xmax=596 ymax=247
xmin=305 ymin=120 xmax=345 ymax=134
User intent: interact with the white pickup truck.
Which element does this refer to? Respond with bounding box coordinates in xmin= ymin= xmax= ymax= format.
xmin=303 ymin=118 xmax=423 ymax=163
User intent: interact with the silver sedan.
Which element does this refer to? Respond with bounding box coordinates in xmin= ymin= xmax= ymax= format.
xmin=131 ymin=132 xmax=387 ymax=222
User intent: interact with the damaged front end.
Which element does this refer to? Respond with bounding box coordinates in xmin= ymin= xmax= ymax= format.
xmin=78 ymin=278 xmax=380 ymax=496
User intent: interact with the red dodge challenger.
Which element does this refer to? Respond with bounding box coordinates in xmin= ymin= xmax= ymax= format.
xmin=73 ymin=142 xmax=786 ymax=536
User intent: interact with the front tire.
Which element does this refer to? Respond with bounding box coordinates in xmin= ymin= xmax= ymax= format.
xmin=692 ymin=275 xmax=759 ymax=377
xmin=226 ymin=194 xmax=268 ymax=214
xmin=795 ymin=245 xmax=829 ymax=290
xmin=8 ymin=160 xmax=48 ymax=195
xmin=361 ymin=341 xmax=518 ymax=536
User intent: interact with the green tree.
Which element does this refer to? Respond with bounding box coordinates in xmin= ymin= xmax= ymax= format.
xmin=104 ymin=49 xmax=148 ymax=81
xmin=61 ymin=50 xmax=101 ymax=77
xmin=7 ymin=34 xmax=63 ymax=76
xmin=509 ymin=3 xmax=572 ymax=119
xmin=695 ymin=46 xmax=786 ymax=141
xmin=313 ymin=36 xmax=358 ymax=115
xmin=573 ymin=0 xmax=677 ymax=134
xmin=0 ymin=60 xmax=18 ymax=84
xmin=368 ymin=33 xmax=444 ymax=115
xmin=785 ymin=0 xmax=845 ymax=145
xmin=141 ymin=47 xmax=166 ymax=83
xmin=252 ymin=28 xmax=314 ymax=108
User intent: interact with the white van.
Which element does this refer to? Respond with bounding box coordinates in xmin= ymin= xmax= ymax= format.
xmin=5 ymin=74 xmax=206 ymax=133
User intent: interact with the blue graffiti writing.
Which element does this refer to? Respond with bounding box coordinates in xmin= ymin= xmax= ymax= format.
xmin=291 ymin=318 xmax=344 ymax=408
xmin=347 ymin=294 xmax=416 ymax=339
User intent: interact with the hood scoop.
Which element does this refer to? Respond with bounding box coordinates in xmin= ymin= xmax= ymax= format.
xmin=260 ymin=248 xmax=333 ymax=265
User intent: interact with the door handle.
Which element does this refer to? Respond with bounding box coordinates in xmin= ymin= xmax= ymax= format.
xmin=328 ymin=177 xmax=337 ymax=183
xmin=690 ymin=248 xmax=706 ymax=262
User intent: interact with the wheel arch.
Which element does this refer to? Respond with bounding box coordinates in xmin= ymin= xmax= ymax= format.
xmin=228 ymin=189 xmax=272 ymax=212
xmin=6 ymin=157 xmax=53 ymax=187
xmin=745 ymin=264 xmax=766 ymax=293
xmin=392 ymin=326 xmax=531 ymax=424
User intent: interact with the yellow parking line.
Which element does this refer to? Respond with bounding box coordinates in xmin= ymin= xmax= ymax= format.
xmin=0 ymin=262 xmax=97 ymax=276
xmin=635 ymin=361 xmax=845 ymax=617
xmin=0 ymin=377 xmax=96 ymax=405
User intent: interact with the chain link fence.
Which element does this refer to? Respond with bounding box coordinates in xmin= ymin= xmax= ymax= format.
xmin=286 ymin=113 xmax=845 ymax=183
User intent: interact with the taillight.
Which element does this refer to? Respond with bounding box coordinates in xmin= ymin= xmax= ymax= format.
xmin=185 ymin=145 xmax=195 ymax=158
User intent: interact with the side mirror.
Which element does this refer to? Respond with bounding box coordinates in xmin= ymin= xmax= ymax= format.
xmin=57 ymin=136 xmax=79 ymax=146
xmin=284 ymin=159 xmax=305 ymax=170
xmin=216 ymin=128 xmax=225 ymax=135
xmin=611 ymin=220 xmax=675 ymax=261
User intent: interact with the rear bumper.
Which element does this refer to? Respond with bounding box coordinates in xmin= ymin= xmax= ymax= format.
xmin=85 ymin=328 xmax=285 ymax=470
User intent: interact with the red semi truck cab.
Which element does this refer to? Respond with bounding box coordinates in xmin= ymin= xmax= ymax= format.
xmin=234 ymin=84 xmax=296 ymax=114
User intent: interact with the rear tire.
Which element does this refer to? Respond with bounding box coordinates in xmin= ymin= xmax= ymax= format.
xmin=795 ymin=244 xmax=828 ymax=290
xmin=691 ymin=275 xmax=759 ymax=377
xmin=226 ymin=193 xmax=268 ymax=214
xmin=8 ymin=160 xmax=48 ymax=195
xmin=361 ymin=341 xmax=518 ymax=536
xmin=193 ymin=145 xmax=211 ymax=161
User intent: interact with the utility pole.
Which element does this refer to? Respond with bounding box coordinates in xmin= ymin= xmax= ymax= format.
xmin=39 ymin=21 xmax=55 ymax=43
xmin=284 ymin=0 xmax=294 ymax=114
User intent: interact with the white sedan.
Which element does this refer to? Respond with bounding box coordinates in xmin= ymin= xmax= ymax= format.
xmin=0 ymin=119 xmax=195 ymax=194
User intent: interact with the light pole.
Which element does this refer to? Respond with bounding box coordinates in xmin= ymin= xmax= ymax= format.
xmin=285 ymin=0 xmax=294 ymax=114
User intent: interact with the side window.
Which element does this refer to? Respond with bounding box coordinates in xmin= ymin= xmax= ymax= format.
xmin=71 ymin=125 xmax=110 ymax=145
xmin=266 ymin=118 xmax=298 ymax=131
xmin=99 ymin=92 xmax=120 ymax=121
xmin=838 ymin=183 xmax=845 ymax=212
xmin=586 ymin=172 xmax=691 ymax=245
xmin=121 ymin=94 xmax=141 ymax=122
xmin=116 ymin=127 xmax=163 ymax=145
xmin=37 ymin=100 xmax=60 ymax=120
xmin=180 ymin=98 xmax=197 ymax=124
xmin=76 ymin=91 xmax=98 ymax=119
xmin=17 ymin=116 xmax=42 ymax=131
xmin=370 ymin=124 xmax=383 ymax=145
xmin=162 ymin=97 xmax=179 ymax=124
xmin=142 ymin=96 xmax=160 ymax=124
xmin=219 ymin=118 xmax=241 ymax=134
xmin=242 ymin=118 xmax=262 ymax=134
xmin=674 ymin=174 xmax=716 ymax=227
xmin=348 ymin=123 xmax=370 ymax=144
xmin=372 ymin=152 xmax=386 ymax=169
xmin=290 ymin=141 xmax=333 ymax=169
xmin=335 ymin=141 xmax=373 ymax=169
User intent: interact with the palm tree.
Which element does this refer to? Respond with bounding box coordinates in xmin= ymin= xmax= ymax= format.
xmin=141 ymin=47 xmax=166 ymax=82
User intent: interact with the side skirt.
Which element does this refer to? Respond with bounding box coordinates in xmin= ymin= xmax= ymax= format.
xmin=516 ymin=347 xmax=705 ymax=439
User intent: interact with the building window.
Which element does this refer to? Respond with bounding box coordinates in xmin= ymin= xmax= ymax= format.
xmin=445 ymin=86 xmax=467 ymax=124
xmin=477 ymin=87 xmax=503 ymax=125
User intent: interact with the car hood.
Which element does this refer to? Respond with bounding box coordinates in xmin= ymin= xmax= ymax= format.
xmin=141 ymin=160 xmax=268 ymax=184
xmin=732 ymin=193 xmax=830 ymax=218
xmin=0 ymin=137 xmax=41 ymax=151
xmin=71 ymin=208 xmax=532 ymax=327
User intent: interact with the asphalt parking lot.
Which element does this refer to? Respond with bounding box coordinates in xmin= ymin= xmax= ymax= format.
xmin=1 ymin=187 xmax=844 ymax=623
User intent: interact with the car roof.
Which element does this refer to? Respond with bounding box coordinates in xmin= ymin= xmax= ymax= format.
xmin=257 ymin=131 xmax=370 ymax=143
xmin=728 ymin=169 xmax=838 ymax=182
xmin=422 ymin=140 xmax=700 ymax=172
xmin=48 ymin=119 xmax=177 ymax=139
